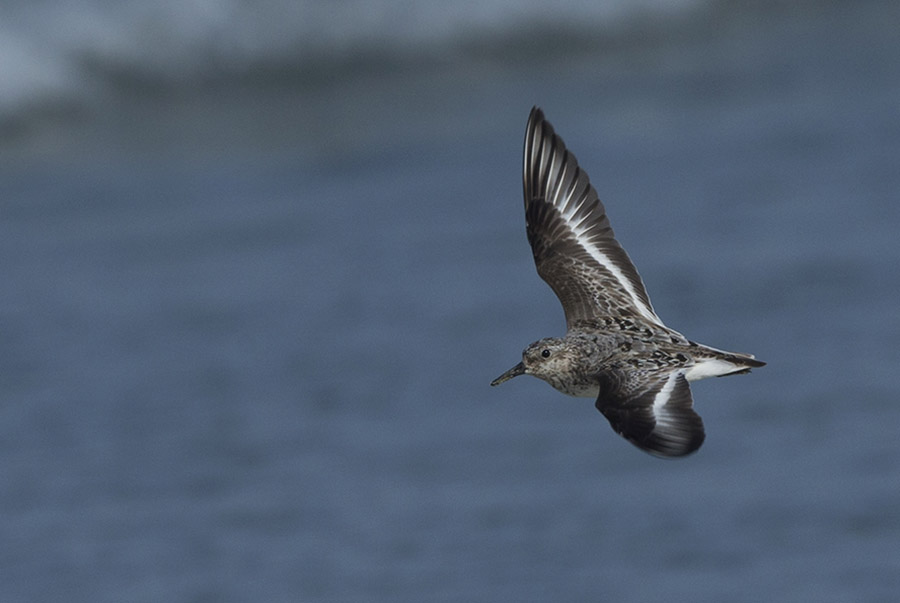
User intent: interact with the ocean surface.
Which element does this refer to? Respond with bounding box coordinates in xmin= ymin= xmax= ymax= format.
xmin=3 ymin=0 xmax=900 ymax=601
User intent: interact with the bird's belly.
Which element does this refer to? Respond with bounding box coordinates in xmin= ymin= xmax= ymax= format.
xmin=553 ymin=382 xmax=600 ymax=398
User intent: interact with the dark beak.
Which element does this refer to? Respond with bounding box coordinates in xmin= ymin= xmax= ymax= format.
xmin=491 ymin=362 xmax=525 ymax=386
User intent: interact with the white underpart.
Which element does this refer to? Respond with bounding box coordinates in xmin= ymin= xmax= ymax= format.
xmin=554 ymin=177 xmax=662 ymax=325
xmin=684 ymin=357 xmax=741 ymax=381
xmin=652 ymin=372 xmax=680 ymax=428
xmin=569 ymin=384 xmax=601 ymax=399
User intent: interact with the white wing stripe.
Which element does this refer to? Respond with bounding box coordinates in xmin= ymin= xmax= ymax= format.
xmin=651 ymin=371 xmax=680 ymax=428
xmin=568 ymin=217 xmax=660 ymax=323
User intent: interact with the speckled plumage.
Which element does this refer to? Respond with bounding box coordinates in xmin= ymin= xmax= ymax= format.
xmin=491 ymin=107 xmax=764 ymax=458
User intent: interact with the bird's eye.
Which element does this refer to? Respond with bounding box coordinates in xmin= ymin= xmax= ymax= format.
xmin=541 ymin=349 xmax=551 ymax=358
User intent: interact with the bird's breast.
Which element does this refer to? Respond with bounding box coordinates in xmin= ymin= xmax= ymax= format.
xmin=549 ymin=380 xmax=601 ymax=398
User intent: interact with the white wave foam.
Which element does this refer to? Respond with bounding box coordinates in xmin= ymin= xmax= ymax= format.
xmin=0 ymin=0 xmax=702 ymax=125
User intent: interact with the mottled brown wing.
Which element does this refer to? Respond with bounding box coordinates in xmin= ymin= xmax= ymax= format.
xmin=524 ymin=107 xmax=663 ymax=328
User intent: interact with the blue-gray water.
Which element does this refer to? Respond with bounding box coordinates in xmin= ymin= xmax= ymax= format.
xmin=3 ymin=0 xmax=900 ymax=601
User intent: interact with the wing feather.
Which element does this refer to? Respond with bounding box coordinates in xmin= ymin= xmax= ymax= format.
xmin=524 ymin=107 xmax=662 ymax=327
xmin=595 ymin=370 xmax=705 ymax=458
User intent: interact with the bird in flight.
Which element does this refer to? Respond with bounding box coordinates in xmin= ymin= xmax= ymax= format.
xmin=491 ymin=107 xmax=764 ymax=458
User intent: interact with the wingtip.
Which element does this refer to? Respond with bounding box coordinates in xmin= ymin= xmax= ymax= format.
xmin=527 ymin=106 xmax=546 ymax=132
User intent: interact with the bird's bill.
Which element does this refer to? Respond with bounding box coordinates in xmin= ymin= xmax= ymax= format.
xmin=490 ymin=362 xmax=525 ymax=386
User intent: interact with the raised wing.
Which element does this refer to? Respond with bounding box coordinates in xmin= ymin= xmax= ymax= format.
xmin=524 ymin=107 xmax=662 ymax=327
xmin=595 ymin=370 xmax=705 ymax=458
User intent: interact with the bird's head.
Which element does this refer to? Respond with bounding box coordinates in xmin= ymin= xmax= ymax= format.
xmin=490 ymin=337 xmax=576 ymax=386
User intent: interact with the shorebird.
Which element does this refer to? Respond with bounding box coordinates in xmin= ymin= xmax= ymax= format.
xmin=491 ymin=107 xmax=764 ymax=458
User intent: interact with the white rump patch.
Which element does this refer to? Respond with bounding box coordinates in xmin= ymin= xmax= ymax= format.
xmin=684 ymin=357 xmax=741 ymax=381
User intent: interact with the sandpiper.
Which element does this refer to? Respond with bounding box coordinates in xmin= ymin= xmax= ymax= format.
xmin=492 ymin=107 xmax=764 ymax=458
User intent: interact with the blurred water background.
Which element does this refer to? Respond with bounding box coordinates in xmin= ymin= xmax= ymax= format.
xmin=2 ymin=0 xmax=900 ymax=600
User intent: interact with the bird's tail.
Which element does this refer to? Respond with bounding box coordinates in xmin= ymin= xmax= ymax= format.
xmin=684 ymin=343 xmax=765 ymax=382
